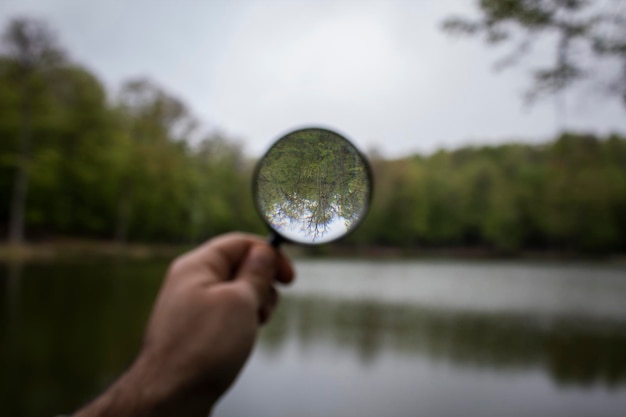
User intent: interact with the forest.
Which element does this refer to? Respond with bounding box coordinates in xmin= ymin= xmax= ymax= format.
xmin=1 ymin=17 xmax=626 ymax=256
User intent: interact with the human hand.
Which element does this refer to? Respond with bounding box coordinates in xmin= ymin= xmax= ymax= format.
xmin=74 ymin=233 xmax=295 ymax=417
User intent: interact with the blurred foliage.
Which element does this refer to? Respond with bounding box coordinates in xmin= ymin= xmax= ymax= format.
xmin=0 ymin=17 xmax=263 ymax=245
xmin=442 ymin=0 xmax=626 ymax=105
xmin=1 ymin=17 xmax=626 ymax=254
xmin=350 ymin=133 xmax=626 ymax=254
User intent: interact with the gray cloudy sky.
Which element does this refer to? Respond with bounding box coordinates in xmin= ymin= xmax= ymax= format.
xmin=2 ymin=0 xmax=626 ymax=157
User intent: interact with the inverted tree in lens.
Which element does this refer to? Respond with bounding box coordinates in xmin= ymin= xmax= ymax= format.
xmin=256 ymin=129 xmax=370 ymax=243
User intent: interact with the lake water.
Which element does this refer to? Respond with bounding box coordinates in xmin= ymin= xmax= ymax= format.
xmin=2 ymin=259 xmax=626 ymax=416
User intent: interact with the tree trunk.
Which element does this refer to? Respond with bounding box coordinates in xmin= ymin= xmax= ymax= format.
xmin=114 ymin=194 xmax=132 ymax=247
xmin=8 ymin=79 xmax=32 ymax=246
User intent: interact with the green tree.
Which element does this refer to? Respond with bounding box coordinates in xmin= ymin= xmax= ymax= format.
xmin=29 ymin=65 xmax=123 ymax=237
xmin=1 ymin=17 xmax=65 ymax=244
xmin=113 ymin=78 xmax=198 ymax=243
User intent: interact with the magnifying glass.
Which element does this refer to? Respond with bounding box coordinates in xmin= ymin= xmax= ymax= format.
xmin=253 ymin=127 xmax=373 ymax=247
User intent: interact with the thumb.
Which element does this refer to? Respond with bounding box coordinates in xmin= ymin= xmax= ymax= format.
xmin=234 ymin=244 xmax=277 ymax=308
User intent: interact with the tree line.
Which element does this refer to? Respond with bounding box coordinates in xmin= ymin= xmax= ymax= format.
xmin=352 ymin=134 xmax=626 ymax=254
xmin=0 ymin=18 xmax=261 ymax=245
xmin=1 ymin=17 xmax=625 ymax=254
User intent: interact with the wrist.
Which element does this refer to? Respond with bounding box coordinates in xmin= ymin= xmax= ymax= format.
xmin=74 ymin=354 xmax=212 ymax=417
xmin=73 ymin=356 xmax=215 ymax=417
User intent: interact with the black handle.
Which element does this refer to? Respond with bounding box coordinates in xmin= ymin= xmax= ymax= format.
xmin=267 ymin=232 xmax=285 ymax=248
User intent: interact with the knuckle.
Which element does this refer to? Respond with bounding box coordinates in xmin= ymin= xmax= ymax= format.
xmin=166 ymin=254 xmax=191 ymax=278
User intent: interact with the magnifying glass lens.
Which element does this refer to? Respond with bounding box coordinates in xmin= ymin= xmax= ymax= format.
xmin=254 ymin=128 xmax=372 ymax=246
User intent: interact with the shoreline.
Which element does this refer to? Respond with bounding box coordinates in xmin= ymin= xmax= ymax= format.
xmin=1 ymin=239 xmax=625 ymax=264
xmin=0 ymin=239 xmax=188 ymax=262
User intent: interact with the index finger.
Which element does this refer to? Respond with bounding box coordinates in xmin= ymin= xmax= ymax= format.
xmin=169 ymin=232 xmax=295 ymax=285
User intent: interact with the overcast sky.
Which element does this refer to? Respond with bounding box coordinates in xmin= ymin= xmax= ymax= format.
xmin=2 ymin=0 xmax=626 ymax=157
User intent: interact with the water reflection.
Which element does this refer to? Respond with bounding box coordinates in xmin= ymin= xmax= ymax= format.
xmin=2 ymin=261 xmax=626 ymax=417
xmin=0 ymin=261 xmax=164 ymax=417
xmin=260 ymin=295 xmax=626 ymax=388
xmin=255 ymin=128 xmax=370 ymax=244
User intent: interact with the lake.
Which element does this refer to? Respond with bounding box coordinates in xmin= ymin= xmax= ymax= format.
xmin=2 ymin=259 xmax=626 ymax=416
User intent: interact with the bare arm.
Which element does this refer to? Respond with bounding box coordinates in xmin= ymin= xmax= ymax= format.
xmin=73 ymin=233 xmax=295 ymax=417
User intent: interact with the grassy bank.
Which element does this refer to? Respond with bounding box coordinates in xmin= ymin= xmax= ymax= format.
xmin=0 ymin=238 xmax=309 ymax=262
xmin=0 ymin=239 xmax=189 ymax=262
xmin=2 ymin=238 xmax=625 ymax=263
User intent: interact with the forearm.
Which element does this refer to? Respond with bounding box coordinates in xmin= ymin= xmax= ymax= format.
xmin=73 ymin=356 xmax=215 ymax=417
